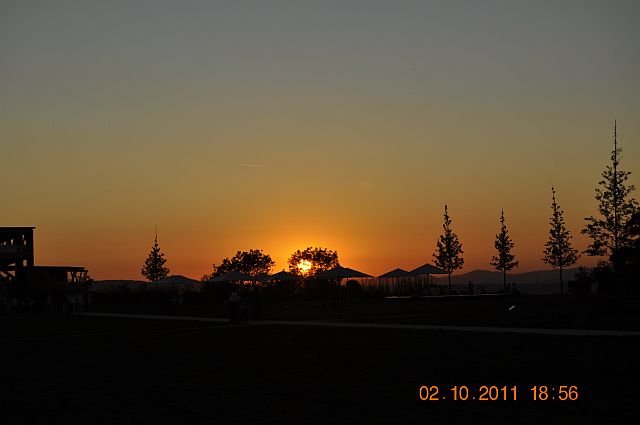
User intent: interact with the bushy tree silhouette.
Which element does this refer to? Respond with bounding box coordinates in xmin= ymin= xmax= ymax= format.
xmin=583 ymin=121 xmax=638 ymax=269
xmin=288 ymin=247 xmax=339 ymax=277
xmin=490 ymin=209 xmax=518 ymax=292
xmin=434 ymin=205 xmax=464 ymax=293
xmin=141 ymin=234 xmax=169 ymax=282
xmin=543 ymin=186 xmax=579 ymax=295
xmin=212 ymin=249 xmax=275 ymax=278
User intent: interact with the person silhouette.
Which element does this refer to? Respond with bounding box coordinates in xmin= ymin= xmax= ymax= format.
xmin=228 ymin=289 xmax=240 ymax=322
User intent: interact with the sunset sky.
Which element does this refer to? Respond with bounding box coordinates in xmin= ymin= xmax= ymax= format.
xmin=2 ymin=1 xmax=639 ymax=280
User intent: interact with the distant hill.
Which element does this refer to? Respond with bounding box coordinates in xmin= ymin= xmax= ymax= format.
xmin=436 ymin=268 xmax=583 ymax=286
xmin=91 ymin=279 xmax=148 ymax=293
xmin=93 ymin=279 xmax=147 ymax=285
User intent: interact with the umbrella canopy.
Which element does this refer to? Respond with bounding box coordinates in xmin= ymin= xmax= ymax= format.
xmin=154 ymin=275 xmax=200 ymax=284
xmin=268 ymin=270 xmax=300 ymax=281
xmin=408 ymin=263 xmax=447 ymax=275
xmin=212 ymin=271 xmax=253 ymax=282
xmin=377 ymin=268 xmax=412 ymax=279
xmin=317 ymin=266 xmax=371 ymax=279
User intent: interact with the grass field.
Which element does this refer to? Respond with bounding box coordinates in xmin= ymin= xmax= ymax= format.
xmin=95 ymin=294 xmax=640 ymax=330
xmin=2 ymin=311 xmax=638 ymax=424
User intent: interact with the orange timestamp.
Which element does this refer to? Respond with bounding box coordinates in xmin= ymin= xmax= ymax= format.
xmin=418 ymin=385 xmax=580 ymax=401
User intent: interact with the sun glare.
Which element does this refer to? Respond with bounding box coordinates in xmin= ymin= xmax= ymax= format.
xmin=297 ymin=260 xmax=312 ymax=275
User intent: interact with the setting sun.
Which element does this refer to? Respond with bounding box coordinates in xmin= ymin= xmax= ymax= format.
xmin=297 ymin=260 xmax=312 ymax=275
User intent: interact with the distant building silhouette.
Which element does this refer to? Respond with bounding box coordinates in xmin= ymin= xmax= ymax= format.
xmin=0 ymin=227 xmax=86 ymax=285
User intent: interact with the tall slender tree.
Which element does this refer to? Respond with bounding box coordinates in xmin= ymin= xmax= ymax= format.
xmin=141 ymin=231 xmax=170 ymax=282
xmin=490 ymin=209 xmax=518 ymax=291
xmin=543 ymin=186 xmax=579 ymax=295
xmin=582 ymin=121 xmax=638 ymax=271
xmin=434 ymin=204 xmax=464 ymax=293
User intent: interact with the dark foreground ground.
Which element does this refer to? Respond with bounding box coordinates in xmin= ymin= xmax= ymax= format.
xmin=1 ymin=315 xmax=638 ymax=424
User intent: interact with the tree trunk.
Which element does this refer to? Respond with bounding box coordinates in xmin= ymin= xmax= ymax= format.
xmin=448 ymin=273 xmax=451 ymax=294
xmin=559 ymin=266 xmax=564 ymax=296
xmin=503 ymin=270 xmax=507 ymax=292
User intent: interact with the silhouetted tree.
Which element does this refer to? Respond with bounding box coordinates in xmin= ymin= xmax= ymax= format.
xmin=288 ymin=247 xmax=339 ymax=277
xmin=434 ymin=205 xmax=464 ymax=292
xmin=582 ymin=121 xmax=638 ymax=271
xmin=615 ymin=211 xmax=640 ymax=294
xmin=542 ymin=186 xmax=579 ymax=295
xmin=490 ymin=209 xmax=518 ymax=292
xmin=591 ymin=260 xmax=615 ymax=296
xmin=141 ymin=234 xmax=169 ymax=282
xmin=212 ymin=249 xmax=275 ymax=278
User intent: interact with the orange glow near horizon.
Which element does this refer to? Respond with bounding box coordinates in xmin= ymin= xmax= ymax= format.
xmin=22 ymin=215 xmax=606 ymax=281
